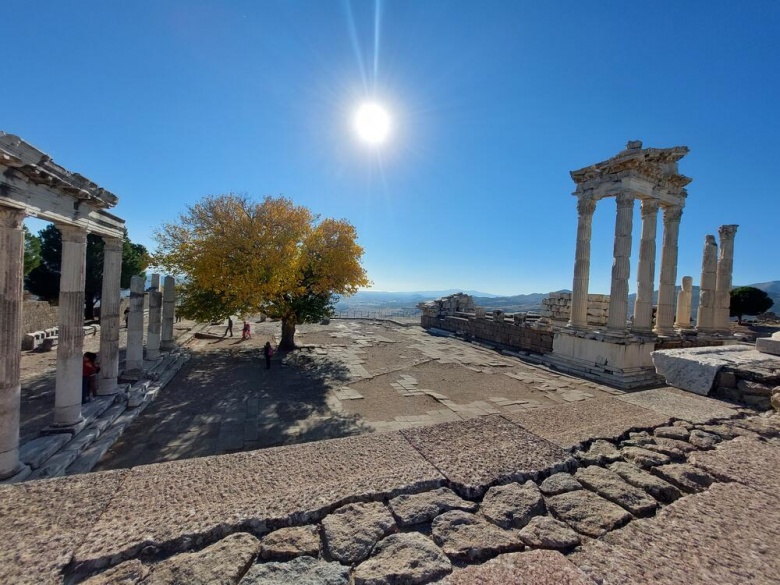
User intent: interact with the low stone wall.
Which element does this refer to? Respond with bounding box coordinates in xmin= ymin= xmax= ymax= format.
xmin=654 ymin=338 xmax=725 ymax=351
xmin=22 ymin=300 xmax=59 ymax=336
xmin=421 ymin=314 xmax=554 ymax=354
xmin=711 ymin=366 xmax=780 ymax=410
xmin=541 ymin=292 xmax=609 ymax=327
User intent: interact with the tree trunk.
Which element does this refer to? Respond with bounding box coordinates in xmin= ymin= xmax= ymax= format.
xmin=280 ymin=317 xmax=297 ymax=350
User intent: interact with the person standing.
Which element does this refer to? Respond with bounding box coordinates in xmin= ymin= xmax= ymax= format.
xmin=263 ymin=341 xmax=274 ymax=369
xmin=242 ymin=321 xmax=251 ymax=340
xmin=82 ymin=353 xmax=97 ymax=404
xmin=224 ymin=316 xmax=233 ymax=337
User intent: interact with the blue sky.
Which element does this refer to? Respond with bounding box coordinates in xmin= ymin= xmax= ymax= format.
xmin=5 ymin=1 xmax=778 ymax=295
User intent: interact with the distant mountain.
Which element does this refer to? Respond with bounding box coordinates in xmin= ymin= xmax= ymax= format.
xmin=472 ymin=290 xmax=571 ymax=312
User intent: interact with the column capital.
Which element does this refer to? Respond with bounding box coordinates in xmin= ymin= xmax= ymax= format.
xmin=56 ymin=224 xmax=88 ymax=243
xmin=576 ymin=196 xmax=596 ymax=216
xmin=615 ymin=192 xmax=634 ymax=207
xmin=718 ymin=224 xmax=739 ymax=240
xmin=101 ymin=235 xmax=124 ymax=251
xmin=0 ymin=206 xmax=26 ymax=228
xmin=640 ymin=199 xmax=660 ymax=217
xmin=662 ymin=205 xmax=683 ymax=223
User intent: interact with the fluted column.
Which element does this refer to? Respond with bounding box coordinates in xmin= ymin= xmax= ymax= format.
xmin=675 ymin=276 xmax=694 ymax=328
xmin=125 ymin=275 xmax=145 ymax=374
xmin=696 ymin=235 xmax=718 ymax=332
xmin=714 ymin=225 xmax=738 ymax=332
xmin=0 ymin=207 xmax=26 ymax=479
xmin=607 ymin=193 xmax=634 ymax=331
xmin=568 ymin=196 xmax=596 ymax=328
xmin=653 ymin=205 xmax=683 ymax=335
xmin=161 ymin=276 xmax=176 ymax=350
xmin=146 ymin=274 xmax=162 ymax=360
xmin=97 ymin=237 xmax=123 ymax=394
xmin=53 ymin=225 xmax=87 ymax=427
xmin=632 ymin=199 xmax=659 ymax=332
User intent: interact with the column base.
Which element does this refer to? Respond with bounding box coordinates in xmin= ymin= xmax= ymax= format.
xmin=0 ymin=462 xmax=31 ymax=483
xmin=146 ymin=349 xmax=161 ymax=360
xmin=160 ymin=341 xmax=177 ymax=351
xmin=43 ymin=417 xmax=86 ymax=436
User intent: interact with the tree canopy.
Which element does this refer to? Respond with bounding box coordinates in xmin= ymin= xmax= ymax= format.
xmin=153 ymin=194 xmax=370 ymax=349
xmin=25 ymin=225 xmax=150 ymax=318
xmin=23 ymin=225 xmax=42 ymax=277
xmin=730 ymin=286 xmax=774 ymax=323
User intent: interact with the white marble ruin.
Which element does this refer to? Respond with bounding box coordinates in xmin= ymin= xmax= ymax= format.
xmin=0 ymin=133 xmax=177 ymax=481
xmin=674 ymin=276 xmax=694 ymax=329
xmin=696 ymin=235 xmax=718 ymax=332
xmin=146 ymin=274 xmax=163 ymax=360
xmin=756 ymin=331 xmax=780 ymax=357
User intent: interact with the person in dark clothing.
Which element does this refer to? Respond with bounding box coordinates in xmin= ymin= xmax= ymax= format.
xmin=124 ymin=307 xmax=130 ymax=327
xmin=82 ymin=353 xmax=98 ymax=404
xmin=224 ymin=316 xmax=233 ymax=337
xmin=263 ymin=341 xmax=274 ymax=369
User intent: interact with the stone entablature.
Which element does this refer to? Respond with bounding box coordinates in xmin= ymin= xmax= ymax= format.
xmin=541 ymin=292 xmax=609 ymax=327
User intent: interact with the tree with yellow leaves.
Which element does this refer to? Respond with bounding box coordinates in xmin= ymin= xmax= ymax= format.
xmin=154 ymin=194 xmax=370 ymax=349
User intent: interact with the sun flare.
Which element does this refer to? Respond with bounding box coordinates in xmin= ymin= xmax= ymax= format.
xmin=354 ymin=103 xmax=391 ymax=145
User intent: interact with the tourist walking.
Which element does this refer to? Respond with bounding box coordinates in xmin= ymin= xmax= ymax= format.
xmin=224 ymin=316 xmax=233 ymax=337
xmin=263 ymin=341 xmax=274 ymax=369
xmin=242 ymin=321 xmax=251 ymax=340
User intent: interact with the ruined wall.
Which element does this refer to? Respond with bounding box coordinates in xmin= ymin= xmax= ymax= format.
xmin=421 ymin=314 xmax=554 ymax=354
xmin=22 ymin=300 xmax=59 ymax=335
xmin=540 ymin=292 xmax=610 ymax=327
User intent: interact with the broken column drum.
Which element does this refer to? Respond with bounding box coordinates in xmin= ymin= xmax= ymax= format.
xmin=675 ymin=276 xmax=694 ymax=329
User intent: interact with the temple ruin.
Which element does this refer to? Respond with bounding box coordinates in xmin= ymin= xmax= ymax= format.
xmin=421 ymin=141 xmax=741 ymax=389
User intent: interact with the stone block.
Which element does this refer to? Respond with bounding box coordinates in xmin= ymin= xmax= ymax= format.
xmin=441 ymin=550 xmax=592 ymax=585
xmin=19 ymin=434 xmax=70 ymax=469
xmin=616 ymin=387 xmax=736 ymax=425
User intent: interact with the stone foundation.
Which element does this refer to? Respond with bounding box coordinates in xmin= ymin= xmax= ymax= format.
xmin=541 ymin=292 xmax=609 ymax=327
xmin=421 ymin=314 xmax=554 ymax=355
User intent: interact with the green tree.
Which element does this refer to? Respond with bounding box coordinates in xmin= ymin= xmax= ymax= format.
xmin=154 ymin=194 xmax=370 ymax=349
xmin=730 ymin=286 xmax=774 ymax=324
xmin=23 ymin=226 xmax=42 ymax=276
xmin=25 ymin=225 xmax=150 ymax=319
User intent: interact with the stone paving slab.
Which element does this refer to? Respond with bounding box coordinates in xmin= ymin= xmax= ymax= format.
xmin=73 ymin=431 xmax=443 ymax=568
xmin=0 ymin=470 xmax=129 ymax=585
xmin=616 ymin=387 xmax=737 ymax=424
xmin=442 ymin=550 xmax=593 ymax=584
xmin=401 ymin=416 xmax=574 ymax=498
xmin=569 ymin=482 xmax=780 ymax=584
xmin=506 ymin=397 xmax=670 ymax=447
xmin=689 ymin=436 xmax=780 ymax=496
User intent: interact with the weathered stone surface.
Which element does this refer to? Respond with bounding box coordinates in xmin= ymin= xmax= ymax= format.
xmin=239 ymin=556 xmax=349 ymax=585
xmin=481 ymin=480 xmax=546 ymax=529
xmin=608 ymin=462 xmax=681 ymax=504
xmin=731 ymin=415 xmax=780 ymax=438
xmin=74 ymin=432 xmax=441 ymax=567
xmin=508 ymin=398 xmax=669 ymax=448
xmin=575 ymin=465 xmax=658 ymax=516
xmin=431 ymin=510 xmax=523 ymax=561
xmin=653 ymin=437 xmax=698 ymax=453
xmin=772 ymin=388 xmax=780 ymax=412
xmin=687 ymin=429 xmax=721 ymax=449
xmin=672 ymin=420 xmax=694 ymax=430
xmin=401 ymin=416 xmax=572 ymax=498
xmin=18 ymin=434 xmax=70 ymax=469
xmin=652 ymin=463 xmax=715 ymax=493
xmin=617 ymin=387 xmax=736 ymax=424
xmin=388 ymin=487 xmax=476 ymax=526
xmin=544 ymin=490 xmax=632 ymax=538
xmin=650 ymin=346 xmax=752 ymax=395
xmin=81 ymin=559 xmax=149 ymax=585
xmin=737 ymin=380 xmax=773 ymax=397
xmin=518 ymin=515 xmax=581 ymax=549
xmin=577 ymin=439 xmax=621 ymax=465
xmin=0 ymin=470 xmax=128 ymax=585
xmin=696 ymin=423 xmax=740 ymax=440
xmin=756 ymin=331 xmax=780 ymax=356
xmin=322 ymin=502 xmax=396 ymax=564
xmin=539 ymin=472 xmax=582 ymax=496
xmin=146 ymin=532 xmax=260 ymax=585
xmin=653 ymin=426 xmax=690 ymax=440
xmin=442 ymin=550 xmax=593 ymax=585
xmin=690 ymin=436 xmax=780 ymax=495
xmin=353 ymin=533 xmax=452 ymax=585
xmin=259 ymin=526 xmax=320 ymax=561
xmin=640 ymin=442 xmax=686 ymax=462
xmin=569 ymin=483 xmax=780 ymax=585
xmin=620 ymin=446 xmax=671 ymax=468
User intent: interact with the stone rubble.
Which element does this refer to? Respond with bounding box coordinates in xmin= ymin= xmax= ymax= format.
xmin=539 ymin=472 xmax=583 ymax=495
xmin=259 ymin=525 xmax=320 ymax=561
xmin=544 ymin=489 xmax=633 ymax=538
xmin=480 ymin=480 xmax=546 ymax=529
xmin=574 ymin=466 xmax=658 ymax=517
xmin=431 ymin=510 xmax=524 ymax=561
xmin=517 ymin=515 xmax=581 ymax=549
xmin=352 ymin=533 xmax=452 ymax=585
xmin=388 ymin=487 xmax=477 ymax=526
xmin=321 ymin=502 xmax=397 ymax=564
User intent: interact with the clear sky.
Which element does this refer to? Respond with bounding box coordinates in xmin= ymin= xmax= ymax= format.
xmin=5 ymin=1 xmax=778 ymax=295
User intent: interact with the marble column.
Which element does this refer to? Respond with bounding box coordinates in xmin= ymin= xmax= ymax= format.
xmin=161 ymin=276 xmax=176 ymax=351
xmin=653 ymin=205 xmax=683 ymax=335
xmin=0 ymin=208 xmax=27 ymax=479
xmin=632 ymin=199 xmax=659 ymax=332
xmin=98 ymin=237 xmax=123 ymax=395
xmin=146 ymin=274 xmax=162 ymax=360
xmin=53 ymin=225 xmax=87 ymax=428
xmin=568 ymin=196 xmax=596 ymax=328
xmin=714 ymin=225 xmax=739 ymax=332
xmin=125 ymin=275 xmax=145 ymax=374
xmin=675 ymin=276 xmax=694 ymax=329
xmin=696 ymin=235 xmax=718 ymax=332
xmin=607 ymin=193 xmax=634 ymax=331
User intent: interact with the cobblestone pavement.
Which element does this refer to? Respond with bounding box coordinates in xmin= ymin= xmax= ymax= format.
xmin=94 ymin=319 xmax=627 ymax=470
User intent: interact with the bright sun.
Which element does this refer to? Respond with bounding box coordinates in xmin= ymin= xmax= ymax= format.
xmin=354 ymin=103 xmax=391 ymax=145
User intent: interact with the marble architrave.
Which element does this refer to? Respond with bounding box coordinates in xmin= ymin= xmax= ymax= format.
xmin=0 ymin=207 xmax=26 ymax=479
